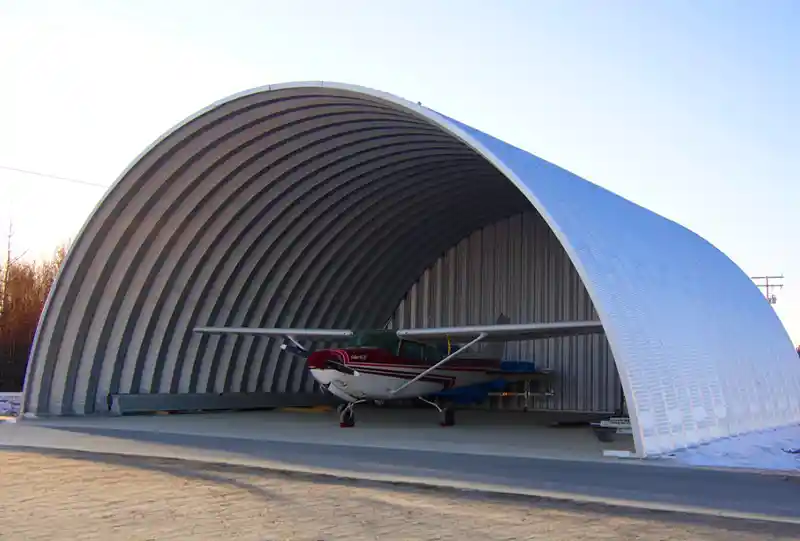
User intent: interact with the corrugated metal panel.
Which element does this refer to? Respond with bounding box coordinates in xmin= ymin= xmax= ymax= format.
xmin=389 ymin=211 xmax=621 ymax=413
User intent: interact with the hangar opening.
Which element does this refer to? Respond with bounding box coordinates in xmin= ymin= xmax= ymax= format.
xmin=22 ymin=81 xmax=800 ymax=459
xmin=390 ymin=211 xmax=621 ymax=415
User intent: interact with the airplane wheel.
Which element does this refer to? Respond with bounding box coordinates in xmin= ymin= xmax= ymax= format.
xmin=337 ymin=403 xmax=347 ymax=414
xmin=440 ymin=407 xmax=455 ymax=427
xmin=339 ymin=408 xmax=355 ymax=428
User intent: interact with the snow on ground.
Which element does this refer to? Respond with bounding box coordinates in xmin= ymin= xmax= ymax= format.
xmin=662 ymin=424 xmax=800 ymax=472
xmin=0 ymin=393 xmax=21 ymax=418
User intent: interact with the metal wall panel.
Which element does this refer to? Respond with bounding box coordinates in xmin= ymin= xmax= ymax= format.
xmin=389 ymin=211 xmax=621 ymax=413
xmin=446 ymin=111 xmax=800 ymax=456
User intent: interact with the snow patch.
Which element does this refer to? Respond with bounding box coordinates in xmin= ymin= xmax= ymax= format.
xmin=0 ymin=393 xmax=22 ymax=417
xmin=660 ymin=424 xmax=800 ymax=472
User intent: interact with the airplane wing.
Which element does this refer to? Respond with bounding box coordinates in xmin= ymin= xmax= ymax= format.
xmin=193 ymin=326 xmax=354 ymax=339
xmin=193 ymin=326 xmax=354 ymax=357
xmin=388 ymin=319 xmax=604 ymax=395
xmin=395 ymin=320 xmax=604 ymax=343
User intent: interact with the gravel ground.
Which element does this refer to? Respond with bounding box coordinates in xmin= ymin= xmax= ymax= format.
xmin=0 ymin=448 xmax=797 ymax=540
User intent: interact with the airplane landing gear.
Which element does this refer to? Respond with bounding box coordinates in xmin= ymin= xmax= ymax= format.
xmin=440 ymin=407 xmax=455 ymax=427
xmin=337 ymin=402 xmax=360 ymax=427
xmin=418 ymin=397 xmax=455 ymax=426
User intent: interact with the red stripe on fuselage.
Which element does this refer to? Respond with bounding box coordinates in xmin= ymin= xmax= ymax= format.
xmin=306 ymin=347 xmax=502 ymax=379
xmin=348 ymin=362 xmax=495 ymax=372
xmin=341 ymin=365 xmax=456 ymax=386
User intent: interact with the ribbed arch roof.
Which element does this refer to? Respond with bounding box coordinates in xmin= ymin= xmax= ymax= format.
xmin=23 ymin=81 xmax=800 ymax=458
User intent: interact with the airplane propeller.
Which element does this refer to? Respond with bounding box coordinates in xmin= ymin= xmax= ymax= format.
xmin=279 ymin=336 xmax=311 ymax=358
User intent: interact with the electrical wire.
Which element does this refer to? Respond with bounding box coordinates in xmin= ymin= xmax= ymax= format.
xmin=0 ymin=165 xmax=109 ymax=189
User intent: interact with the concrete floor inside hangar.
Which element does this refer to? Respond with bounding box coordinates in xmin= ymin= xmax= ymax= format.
xmin=2 ymin=407 xmax=635 ymax=463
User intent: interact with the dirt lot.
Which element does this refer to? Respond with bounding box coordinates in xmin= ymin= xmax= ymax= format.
xmin=0 ymin=448 xmax=797 ymax=540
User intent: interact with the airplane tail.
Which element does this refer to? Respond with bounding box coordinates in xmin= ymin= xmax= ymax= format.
xmin=483 ymin=313 xmax=510 ymax=359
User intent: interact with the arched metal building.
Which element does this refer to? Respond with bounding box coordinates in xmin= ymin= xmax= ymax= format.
xmin=21 ymin=82 xmax=800 ymax=457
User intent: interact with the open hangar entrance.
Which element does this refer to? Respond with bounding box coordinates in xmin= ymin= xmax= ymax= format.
xmin=20 ymin=82 xmax=800 ymax=460
xmin=388 ymin=211 xmax=622 ymax=417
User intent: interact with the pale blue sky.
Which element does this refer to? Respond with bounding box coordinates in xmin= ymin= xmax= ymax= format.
xmin=1 ymin=0 xmax=798 ymax=343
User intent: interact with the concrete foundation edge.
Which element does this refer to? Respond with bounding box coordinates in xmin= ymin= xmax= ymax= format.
xmin=107 ymin=392 xmax=342 ymax=415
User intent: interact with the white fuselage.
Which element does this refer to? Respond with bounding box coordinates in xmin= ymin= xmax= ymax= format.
xmin=309 ymin=364 xmax=496 ymax=402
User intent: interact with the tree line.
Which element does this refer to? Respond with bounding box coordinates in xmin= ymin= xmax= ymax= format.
xmin=0 ymin=245 xmax=66 ymax=391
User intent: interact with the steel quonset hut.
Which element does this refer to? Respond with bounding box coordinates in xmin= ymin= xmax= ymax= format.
xmin=21 ymin=81 xmax=800 ymax=458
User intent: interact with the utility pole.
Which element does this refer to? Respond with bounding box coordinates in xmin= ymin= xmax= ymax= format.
xmin=751 ymin=274 xmax=784 ymax=305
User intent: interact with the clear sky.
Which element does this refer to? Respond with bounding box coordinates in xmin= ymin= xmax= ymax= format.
xmin=1 ymin=0 xmax=798 ymax=344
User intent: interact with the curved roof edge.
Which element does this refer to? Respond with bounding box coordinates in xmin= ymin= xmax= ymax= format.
xmin=24 ymin=81 xmax=800 ymax=458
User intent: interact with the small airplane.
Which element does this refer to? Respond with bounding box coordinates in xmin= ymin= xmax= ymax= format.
xmin=194 ymin=315 xmax=604 ymax=427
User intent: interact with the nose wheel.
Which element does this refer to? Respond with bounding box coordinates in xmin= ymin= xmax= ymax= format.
xmin=337 ymin=402 xmax=358 ymax=427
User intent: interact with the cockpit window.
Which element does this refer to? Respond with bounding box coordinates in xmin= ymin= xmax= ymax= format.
xmin=347 ymin=330 xmax=399 ymax=351
xmin=346 ymin=330 xmax=443 ymax=363
xmin=399 ymin=340 xmax=442 ymax=363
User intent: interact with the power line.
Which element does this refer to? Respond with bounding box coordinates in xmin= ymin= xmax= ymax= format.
xmin=0 ymin=164 xmax=109 ymax=189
